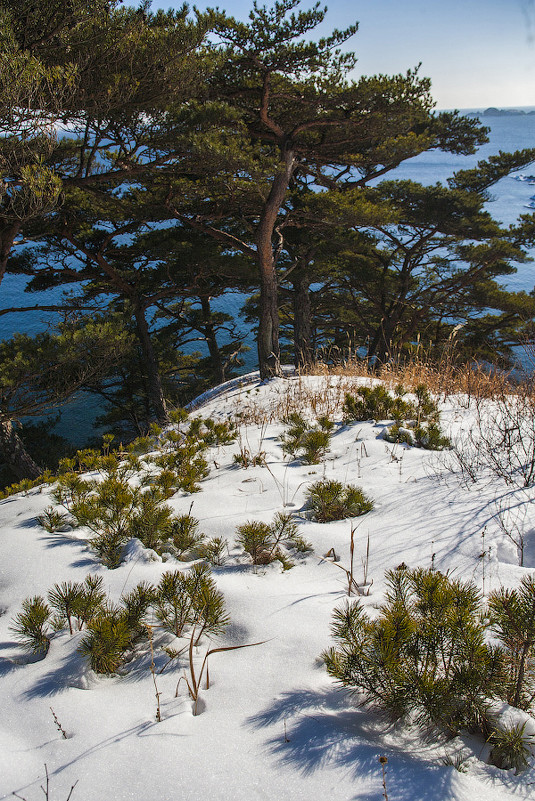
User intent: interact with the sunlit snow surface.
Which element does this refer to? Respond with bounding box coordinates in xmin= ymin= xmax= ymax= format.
xmin=0 ymin=374 xmax=534 ymax=801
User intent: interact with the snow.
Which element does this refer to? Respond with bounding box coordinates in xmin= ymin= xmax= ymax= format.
xmin=1 ymin=373 xmax=534 ymax=801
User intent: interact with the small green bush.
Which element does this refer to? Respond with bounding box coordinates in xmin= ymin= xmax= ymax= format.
xmin=37 ymin=506 xmax=71 ymax=533
xmin=168 ymin=514 xmax=205 ymax=559
xmin=489 ymin=721 xmax=534 ymax=773
xmin=10 ymin=596 xmax=52 ymax=655
xmin=280 ymin=412 xmax=333 ymax=464
xmin=79 ymin=612 xmax=133 ymax=674
xmin=343 ymin=385 xmax=414 ymax=423
xmin=236 ymin=520 xmax=273 ymax=565
xmin=236 ymin=512 xmax=310 ymax=567
xmin=488 ymin=574 xmax=535 ymax=709
xmin=324 ymin=568 xmax=506 ymax=735
xmin=128 ymin=489 xmax=174 ymax=551
xmin=197 ymin=536 xmax=228 ymax=566
xmin=385 ymin=421 xmax=450 ymax=450
xmin=306 ymin=480 xmax=373 ymax=522
xmin=154 ymin=564 xmax=228 ymax=640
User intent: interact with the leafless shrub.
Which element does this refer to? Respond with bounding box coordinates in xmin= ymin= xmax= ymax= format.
xmin=449 ymin=391 xmax=535 ymax=489
xmin=495 ymin=494 xmax=533 ymax=567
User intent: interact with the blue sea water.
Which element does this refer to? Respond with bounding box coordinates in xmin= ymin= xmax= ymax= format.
xmin=2 ymin=110 xmax=534 ymax=443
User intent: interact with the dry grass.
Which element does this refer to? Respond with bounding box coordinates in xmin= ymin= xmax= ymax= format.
xmin=228 ymin=357 xmax=528 ymax=425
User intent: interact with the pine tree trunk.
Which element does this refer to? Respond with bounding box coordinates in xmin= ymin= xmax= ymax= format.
xmin=200 ymin=296 xmax=226 ymax=384
xmin=0 ymin=419 xmax=42 ymax=481
xmin=133 ymin=303 xmax=169 ymax=425
xmin=293 ymin=273 xmax=313 ymax=370
xmin=0 ymin=221 xmax=20 ymax=286
xmin=256 ymin=146 xmax=295 ymax=380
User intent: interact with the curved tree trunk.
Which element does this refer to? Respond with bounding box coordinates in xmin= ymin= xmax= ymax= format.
xmin=0 ymin=419 xmax=42 ymax=481
xmin=133 ymin=303 xmax=169 ymax=425
xmin=293 ymin=273 xmax=313 ymax=370
xmin=255 ymin=146 xmax=295 ymax=380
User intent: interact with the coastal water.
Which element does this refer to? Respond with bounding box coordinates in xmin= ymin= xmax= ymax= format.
xmin=2 ymin=110 xmax=534 ymax=443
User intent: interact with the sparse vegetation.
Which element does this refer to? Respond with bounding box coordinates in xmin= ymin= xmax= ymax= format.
xmin=306 ymin=480 xmax=373 ymax=522
xmin=280 ymin=412 xmax=334 ymax=464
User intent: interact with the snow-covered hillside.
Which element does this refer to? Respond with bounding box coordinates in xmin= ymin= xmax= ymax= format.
xmin=1 ymin=374 xmax=534 ymax=801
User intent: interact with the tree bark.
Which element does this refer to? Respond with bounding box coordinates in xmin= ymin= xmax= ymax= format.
xmin=292 ymin=273 xmax=313 ymax=370
xmin=200 ymin=295 xmax=226 ymax=385
xmin=0 ymin=221 xmax=21 ymax=286
xmin=133 ymin=303 xmax=169 ymax=425
xmin=0 ymin=419 xmax=42 ymax=481
xmin=255 ymin=145 xmax=295 ymax=379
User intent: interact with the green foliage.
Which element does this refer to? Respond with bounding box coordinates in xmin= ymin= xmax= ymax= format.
xmin=235 ymin=520 xmax=273 ymax=566
xmin=324 ymin=568 xmax=506 ymax=735
xmin=488 ymin=574 xmax=535 ymax=709
xmin=280 ymin=412 xmax=333 ymax=464
xmin=52 ymin=454 xmax=188 ymax=565
xmin=154 ymin=564 xmax=228 ymax=640
xmin=0 ymin=472 xmax=53 ymax=500
xmin=168 ymin=514 xmax=206 ymax=560
xmin=233 ymin=447 xmax=266 ymax=468
xmin=489 ymin=721 xmax=534 ymax=773
xmin=48 ymin=581 xmax=85 ymax=635
xmin=120 ymin=581 xmax=155 ymax=639
xmin=128 ymin=489 xmax=174 ymax=551
xmin=155 ymin=435 xmax=209 ymax=493
xmin=343 ymin=383 xmax=449 ymax=450
xmin=343 ymin=385 xmax=413 ymax=423
xmin=72 ymin=574 xmax=107 ymax=630
xmin=236 ymin=512 xmax=309 ymax=567
xmin=10 ymin=595 xmax=51 ymax=655
xmin=37 ymin=505 xmax=71 ymax=533
xmin=306 ymin=480 xmax=373 ymax=522
xmin=385 ymin=420 xmax=450 ymax=450
xmin=188 ymin=417 xmax=236 ymax=448
xmin=79 ymin=611 xmax=133 ymax=674
xmin=197 ymin=536 xmax=228 ymax=566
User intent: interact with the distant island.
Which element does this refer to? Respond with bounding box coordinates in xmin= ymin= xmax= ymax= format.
xmin=470 ymin=107 xmax=535 ymax=117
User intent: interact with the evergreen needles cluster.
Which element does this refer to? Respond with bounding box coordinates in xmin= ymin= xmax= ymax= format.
xmin=11 ymin=565 xmax=228 ymax=676
xmin=280 ymin=412 xmax=334 ymax=464
xmin=344 ymin=383 xmax=450 ymax=450
xmin=236 ymin=512 xmax=312 ymax=568
xmin=324 ymin=566 xmax=535 ymax=770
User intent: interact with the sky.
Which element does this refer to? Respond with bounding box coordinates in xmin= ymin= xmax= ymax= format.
xmin=153 ymin=0 xmax=535 ymax=110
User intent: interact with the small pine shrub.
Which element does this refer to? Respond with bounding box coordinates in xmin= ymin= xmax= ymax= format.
xmin=73 ymin=574 xmax=107 ymax=629
xmin=48 ymin=581 xmax=85 ymax=635
xmin=120 ymin=581 xmax=155 ymax=639
xmin=414 ymin=383 xmax=440 ymax=423
xmin=37 ymin=506 xmax=71 ymax=533
xmin=128 ymin=489 xmax=174 ymax=551
xmin=168 ymin=514 xmax=205 ymax=559
xmin=154 ymin=569 xmax=192 ymax=637
xmin=197 ymin=536 xmax=228 ymax=566
xmin=343 ymin=386 xmax=405 ymax=422
xmin=236 ymin=520 xmax=273 ymax=565
xmin=0 ymin=472 xmax=54 ymax=500
xmin=488 ymin=574 xmax=535 ymax=708
xmin=306 ymin=480 xmax=373 ymax=522
xmin=233 ymin=447 xmax=266 ymax=468
xmin=156 ymin=442 xmax=209 ymax=492
xmin=10 ymin=596 xmax=51 ymax=655
xmin=236 ymin=512 xmax=310 ymax=567
xmin=385 ymin=421 xmax=450 ymax=450
xmin=280 ymin=412 xmax=332 ymax=464
xmin=489 ymin=721 xmax=534 ymax=773
xmin=154 ymin=564 xmax=228 ymax=640
xmin=323 ymin=568 xmax=506 ymax=735
xmin=79 ymin=612 xmax=133 ymax=674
